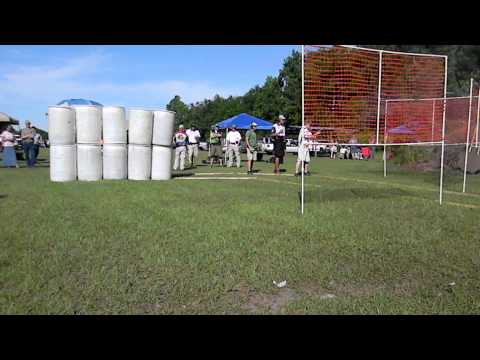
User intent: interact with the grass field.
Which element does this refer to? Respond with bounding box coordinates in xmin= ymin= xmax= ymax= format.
xmin=1 ymin=148 xmax=480 ymax=314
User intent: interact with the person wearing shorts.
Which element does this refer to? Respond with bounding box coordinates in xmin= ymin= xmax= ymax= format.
xmin=209 ymin=125 xmax=223 ymax=167
xmin=295 ymin=125 xmax=313 ymax=176
xmin=245 ymin=122 xmax=258 ymax=175
xmin=272 ymin=115 xmax=286 ymax=175
xmin=173 ymin=125 xmax=188 ymax=171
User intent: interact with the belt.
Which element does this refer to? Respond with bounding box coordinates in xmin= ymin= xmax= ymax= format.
xmin=189 ymin=143 xmax=198 ymax=145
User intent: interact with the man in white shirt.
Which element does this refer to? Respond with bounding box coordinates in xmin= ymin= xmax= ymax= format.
xmin=226 ymin=124 xmax=242 ymax=168
xmin=272 ymin=115 xmax=286 ymax=175
xmin=186 ymin=125 xmax=201 ymax=168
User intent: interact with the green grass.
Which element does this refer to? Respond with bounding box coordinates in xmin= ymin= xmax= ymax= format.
xmin=1 ymin=148 xmax=480 ymax=314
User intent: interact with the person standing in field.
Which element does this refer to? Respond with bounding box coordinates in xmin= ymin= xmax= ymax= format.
xmin=369 ymin=134 xmax=376 ymax=160
xmin=209 ymin=125 xmax=223 ymax=167
xmin=21 ymin=121 xmax=36 ymax=167
xmin=272 ymin=115 xmax=286 ymax=175
xmin=330 ymin=136 xmax=338 ymax=159
xmin=186 ymin=124 xmax=201 ymax=168
xmin=245 ymin=122 xmax=258 ymax=175
xmin=173 ymin=125 xmax=188 ymax=171
xmin=349 ymin=135 xmax=359 ymax=160
xmin=1 ymin=126 xmax=19 ymax=168
xmin=295 ymin=124 xmax=313 ymax=176
xmin=33 ymin=129 xmax=44 ymax=163
xmin=226 ymin=124 xmax=242 ymax=168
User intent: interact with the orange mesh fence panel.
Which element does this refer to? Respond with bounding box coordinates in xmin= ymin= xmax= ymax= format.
xmin=304 ymin=45 xmax=447 ymax=144
xmin=385 ymin=95 xmax=480 ymax=145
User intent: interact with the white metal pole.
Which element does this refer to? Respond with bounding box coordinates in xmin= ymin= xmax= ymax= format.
xmin=376 ymin=51 xmax=383 ymax=145
xmin=439 ymin=57 xmax=448 ymax=205
xmin=462 ymin=78 xmax=474 ymax=193
xmin=431 ymin=99 xmax=436 ymax=142
xmin=301 ymin=45 xmax=305 ymax=215
xmin=384 ymin=100 xmax=388 ymax=177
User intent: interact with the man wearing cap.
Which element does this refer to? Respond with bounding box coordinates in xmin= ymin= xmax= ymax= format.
xmin=245 ymin=122 xmax=258 ymax=175
xmin=271 ymin=115 xmax=286 ymax=175
xmin=173 ymin=125 xmax=188 ymax=171
xmin=209 ymin=125 xmax=223 ymax=167
xmin=186 ymin=125 xmax=201 ymax=168
xmin=226 ymin=124 xmax=242 ymax=168
xmin=20 ymin=120 xmax=37 ymax=167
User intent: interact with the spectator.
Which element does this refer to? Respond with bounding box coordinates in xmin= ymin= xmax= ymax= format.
xmin=186 ymin=124 xmax=201 ymax=168
xmin=33 ymin=129 xmax=44 ymax=163
xmin=0 ymin=126 xmax=18 ymax=168
xmin=361 ymin=146 xmax=371 ymax=160
xmin=173 ymin=125 xmax=188 ymax=171
xmin=330 ymin=137 xmax=338 ymax=159
xmin=295 ymin=125 xmax=313 ymax=176
xmin=226 ymin=124 xmax=242 ymax=168
xmin=21 ymin=121 xmax=36 ymax=167
xmin=272 ymin=115 xmax=286 ymax=175
xmin=245 ymin=122 xmax=258 ymax=175
xmin=369 ymin=134 xmax=376 ymax=160
xmin=209 ymin=125 xmax=223 ymax=167
xmin=349 ymin=135 xmax=360 ymax=160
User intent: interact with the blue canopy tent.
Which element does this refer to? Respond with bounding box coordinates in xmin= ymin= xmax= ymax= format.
xmin=214 ymin=113 xmax=273 ymax=130
xmin=57 ymin=98 xmax=103 ymax=106
xmin=388 ymin=124 xmax=415 ymax=135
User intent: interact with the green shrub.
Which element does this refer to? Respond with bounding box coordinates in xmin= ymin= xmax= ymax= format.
xmin=391 ymin=146 xmax=431 ymax=166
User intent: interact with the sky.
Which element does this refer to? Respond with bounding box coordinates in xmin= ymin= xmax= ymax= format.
xmin=0 ymin=45 xmax=299 ymax=130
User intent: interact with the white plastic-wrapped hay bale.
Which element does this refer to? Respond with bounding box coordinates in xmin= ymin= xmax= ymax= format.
xmin=73 ymin=105 xmax=102 ymax=144
xmin=152 ymin=109 xmax=176 ymax=146
xmin=77 ymin=144 xmax=102 ymax=181
xmin=48 ymin=106 xmax=76 ymax=145
xmin=103 ymin=106 xmax=127 ymax=144
xmin=152 ymin=145 xmax=172 ymax=180
xmin=103 ymin=144 xmax=127 ymax=180
xmin=128 ymin=144 xmax=151 ymax=180
xmin=128 ymin=109 xmax=153 ymax=145
xmin=50 ymin=145 xmax=77 ymax=182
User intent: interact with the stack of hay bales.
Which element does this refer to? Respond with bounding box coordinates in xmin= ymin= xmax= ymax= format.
xmin=48 ymin=105 xmax=175 ymax=182
xmin=74 ymin=105 xmax=103 ymax=181
xmin=48 ymin=106 xmax=77 ymax=182
xmin=152 ymin=110 xmax=176 ymax=180
xmin=103 ymin=107 xmax=127 ymax=180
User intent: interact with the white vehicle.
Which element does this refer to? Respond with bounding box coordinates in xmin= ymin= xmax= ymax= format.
xmin=199 ymin=141 xmax=208 ymax=151
xmin=259 ymin=137 xmax=274 ymax=154
xmin=285 ymin=139 xmax=298 ymax=154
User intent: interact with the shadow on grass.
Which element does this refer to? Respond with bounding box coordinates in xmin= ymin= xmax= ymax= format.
xmin=172 ymin=172 xmax=195 ymax=178
xmin=299 ymin=186 xmax=411 ymax=204
xmin=0 ymin=194 xmax=7 ymax=199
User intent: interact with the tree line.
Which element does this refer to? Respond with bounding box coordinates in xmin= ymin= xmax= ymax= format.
xmin=166 ymin=50 xmax=301 ymax=131
xmin=166 ymin=46 xmax=480 ymax=132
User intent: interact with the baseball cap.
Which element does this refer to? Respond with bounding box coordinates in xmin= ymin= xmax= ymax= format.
xmin=251 ymin=122 xmax=257 ymax=127
xmin=231 ymin=124 xmax=237 ymax=128
xmin=179 ymin=124 xmax=184 ymax=129
xmin=278 ymin=115 xmax=286 ymax=120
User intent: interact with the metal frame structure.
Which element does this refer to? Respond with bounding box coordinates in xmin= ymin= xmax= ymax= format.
xmin=384 ymin=79 xmax=480 ymax=197
xmin=301 ymin=45 xmax=449 ymax=213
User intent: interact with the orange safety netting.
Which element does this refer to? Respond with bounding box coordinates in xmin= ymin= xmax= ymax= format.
xmin=385 ymin=95 xmax=480 ymax=145
xmin=304 ymin=45 xmax=447 ymax=144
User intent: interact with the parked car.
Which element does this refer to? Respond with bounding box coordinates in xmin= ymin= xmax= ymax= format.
xmin=14 ymin=133 xmax=24 ymax=160
xmin=285 ymin=139 xmax=298 ymax=154
xmin=259 ymin=137 xmax=274 ymax=154
xmin=199 ymin=141 xmax=208 ymax=151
